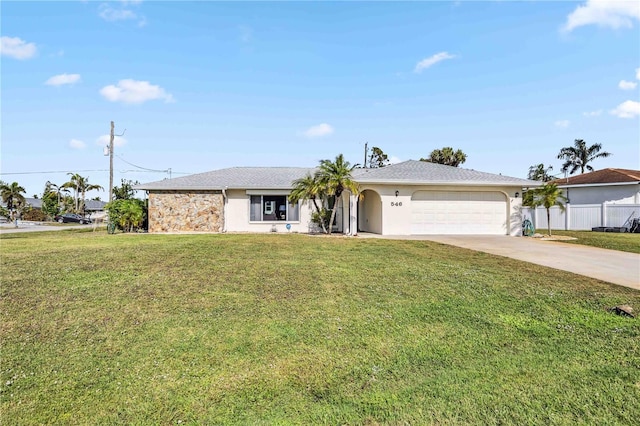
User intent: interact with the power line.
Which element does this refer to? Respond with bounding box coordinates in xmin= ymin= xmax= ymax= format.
xmin=115 ymin=155 xmax=169 ymax=173
xmin=1 ymin=168 xmax=191 ymax=176
xmin=0 ymin=169 xmax=110 ymax=175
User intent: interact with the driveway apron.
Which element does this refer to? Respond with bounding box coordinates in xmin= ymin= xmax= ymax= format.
xmin=363 ymin=234 xmax=640 ymax=290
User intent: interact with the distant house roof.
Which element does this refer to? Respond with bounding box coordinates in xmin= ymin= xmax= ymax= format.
xmin=551 ymin=168 xmax=640 ymax=186
xmin=14 ymin=198 xmax=106 ymax=211
xmin=136 ymin=160 xmax=536 ymax=191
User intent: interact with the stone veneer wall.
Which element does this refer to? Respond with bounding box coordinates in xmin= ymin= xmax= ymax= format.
xmin=148 ymin=191 xmax=224 ymax=233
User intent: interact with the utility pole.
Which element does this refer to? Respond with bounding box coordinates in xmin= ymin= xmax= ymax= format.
xmin=363 ymin=142 xmax=368 ymax=169
xmin=109 ymin=121 xmax=114 ymax=202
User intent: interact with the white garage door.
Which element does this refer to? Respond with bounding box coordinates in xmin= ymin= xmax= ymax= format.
xmin=411 ymin=191 xmax=507 ymax=235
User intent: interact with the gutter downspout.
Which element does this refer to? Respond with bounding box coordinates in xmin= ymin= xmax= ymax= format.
xmin=222 ymin=187 xmax=228 ymax=233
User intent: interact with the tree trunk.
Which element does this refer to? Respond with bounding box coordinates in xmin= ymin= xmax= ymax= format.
xmin=311 ymin=197 xmax=327 ymax=234
xmin=327 ymin=191 xmax=342 ymax=235
xmin=546 ymin=208 xmax=551 ymax=236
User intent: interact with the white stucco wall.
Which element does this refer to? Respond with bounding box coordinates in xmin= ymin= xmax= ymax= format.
xmin=357 ymin=184 xmax=523 ymax=236
xmin=560 ymin=184 xmax=639 ymax=205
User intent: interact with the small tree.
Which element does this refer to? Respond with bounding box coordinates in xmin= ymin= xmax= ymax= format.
xmin=421 ymin=147 xmax=467 ymax=167
xmin=0 ymin=181 xmax=26 ymax=212
xmin=41 ymin=181 xmax=61 ymax=219
xmin=527 ymin=164 xmax=554 ymax=182
xmin=529 ymin=183 xmax=568 ymax=236
xmin=289 ymin=173 xmax=328 ymax=233
xmin=316 ymin=154 xmax=359 ymax=234
xmin=113 ymin=179 xmax=140 ymax=200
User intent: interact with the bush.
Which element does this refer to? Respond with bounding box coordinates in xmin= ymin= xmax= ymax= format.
xmin=311 ymin=208 xmax=331 ymax=231
xmin=105 ymin=199 xmax=147 ymax=233
xmin=22 ymin=208 xmax=48 ymax=222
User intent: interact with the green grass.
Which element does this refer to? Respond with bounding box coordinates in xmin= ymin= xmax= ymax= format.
xmin=1 ymin=231 xmax=639 ymax=425
xmin=550 ymin=230 xmax=640 ymax=254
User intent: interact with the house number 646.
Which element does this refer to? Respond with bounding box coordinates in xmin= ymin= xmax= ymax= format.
xmin=391 ymin=202 xmax=402 ymax=207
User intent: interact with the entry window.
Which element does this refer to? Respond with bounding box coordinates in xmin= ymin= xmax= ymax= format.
xmin=250 ymin=195 xmax=299 ymax=221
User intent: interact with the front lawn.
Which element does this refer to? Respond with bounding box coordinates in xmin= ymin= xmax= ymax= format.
xmin=1 ymin=231 xmax=639 ymax=424
xmin=550 ymin=230 xmax=640 ymax=254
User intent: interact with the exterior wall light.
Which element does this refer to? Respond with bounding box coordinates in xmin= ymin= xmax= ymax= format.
xmin=395 ymin=190 xmax=399 ymax=197
xmin=515 ymin=192 xmax=520 ymax=198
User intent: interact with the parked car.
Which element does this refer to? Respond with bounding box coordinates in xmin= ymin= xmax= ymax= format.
xmin=54 ymin=213 xmax=92 ymax=224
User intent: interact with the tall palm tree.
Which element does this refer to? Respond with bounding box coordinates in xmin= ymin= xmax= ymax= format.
xmin=530 ymin=182 xmax=568 ymax=237
xmin=557 ymin=139 xmax=611 ymax=175
xmin=527 ymin=164 xmax=554 ymax=182
xmin=0 ymin=181 xmax=26 ymax=212
xmin=62 ymin=173 xmax=82 ymax=213
xmin=62 ymin=173 xmax=104 ymax=214
xmin=316 ymin=154 xmax=359 ymax=234
xmin=289 ymin=173 xmax=328 ymax=234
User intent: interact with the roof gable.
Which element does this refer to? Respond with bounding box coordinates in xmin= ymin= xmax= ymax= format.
xmin=551 ymin=168 xmax=640 ymax=186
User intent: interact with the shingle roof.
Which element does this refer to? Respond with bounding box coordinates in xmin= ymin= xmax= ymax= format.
xmin=135 ymin=167 xmax=317 ymax=190
xmin=136 ymin=160 xmax=536 ymax=191
xmin=352 ymin=160 xmax=537 ymax=186
xmin=551 ymin=168 xmax=640 ymax=186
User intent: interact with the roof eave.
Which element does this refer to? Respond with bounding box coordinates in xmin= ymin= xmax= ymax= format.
xmin=556 ymin=181 xmax=640 ymax=189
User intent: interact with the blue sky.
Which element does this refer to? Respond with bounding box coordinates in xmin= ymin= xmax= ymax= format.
xmin=2 ymin=0 xmax=639 ymax=199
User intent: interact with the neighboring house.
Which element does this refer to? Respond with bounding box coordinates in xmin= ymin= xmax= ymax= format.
xmin=21 ymin=198 xmax=108 ymax=214
xmin=136 ymin=160 xmax=537 ymax=236
xmin=551 ymin=168 xmax=640 ymax=205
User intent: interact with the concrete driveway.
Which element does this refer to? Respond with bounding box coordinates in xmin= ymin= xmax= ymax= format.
xmin=362 ymin=234 xmax=640 ymax=290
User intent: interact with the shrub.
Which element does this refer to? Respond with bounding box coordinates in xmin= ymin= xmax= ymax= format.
xmin=22 ymin=208 xmax=48 ymax=222
xmin=105 ymin=199 xmax=147 ymax=233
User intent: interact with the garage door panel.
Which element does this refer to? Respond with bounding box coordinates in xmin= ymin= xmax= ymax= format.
xmin=411 ymin=191 xmax=507 ymax=235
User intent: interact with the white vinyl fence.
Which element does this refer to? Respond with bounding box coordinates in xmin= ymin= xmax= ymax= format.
xmin=521 ymin=204 xmax=639 ymax=231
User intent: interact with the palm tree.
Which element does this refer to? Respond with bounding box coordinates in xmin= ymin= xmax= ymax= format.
xmin=62 ymin=173 xmax=104 ymax=214
xmin=529 ymin=183 xmax=568 ymax=237
xmin=420 ymin=147 xmax=467 ymax=167
xmin=557 ymin=139 xmax=611 ymax=175
xmin=0 ymin=181 xmax=26 ymax=212
xmin=289 ymin=173 xmax=328 ymax=234
xmin=527 ymin=164 xmax=554 ymax=182
xmin=316 ymin=154 xmax=359 ymax=234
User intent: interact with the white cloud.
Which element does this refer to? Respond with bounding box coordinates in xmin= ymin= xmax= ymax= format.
xmin=303 ymin=123 xmax=334 ymax=138
xmin=0 ymin=36 xmax=37 ymax=59
xmin=45 ymin=73 xmax=81 ymax=86
xmin=414 ymin=52 xmax=456 ymax=73
xmin=388 ymin=156 xmax=402 ymax=165
xmin=610 ymin=100 xmax=640 ymax=118
xmin=69 ymin=139 xmax=86 ymax=149
xmin=96 ymin=135 xmax=127 ymax=147
xmin=636 ymin=67 xmax=640 ymax=80
xmin=583 ymin=110 xmax=602 ymax=117
xmin=99 ymin=79 xmax=174 ymax=104
xmin=99 ymin=2 xmax=146 ymax=26
xmin=619 ymin=80 xmax=637 ymax=90
xmin=99 ymin=4 xmax=136 ymax=21
xmin=562 ymin=0 xmax=640 ymax=32
xmin=554 ymin=120 xmax=570 ymax=128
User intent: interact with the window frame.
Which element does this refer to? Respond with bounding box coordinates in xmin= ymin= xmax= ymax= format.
xmin=249 ymin=195 xmax=300 ymax=223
